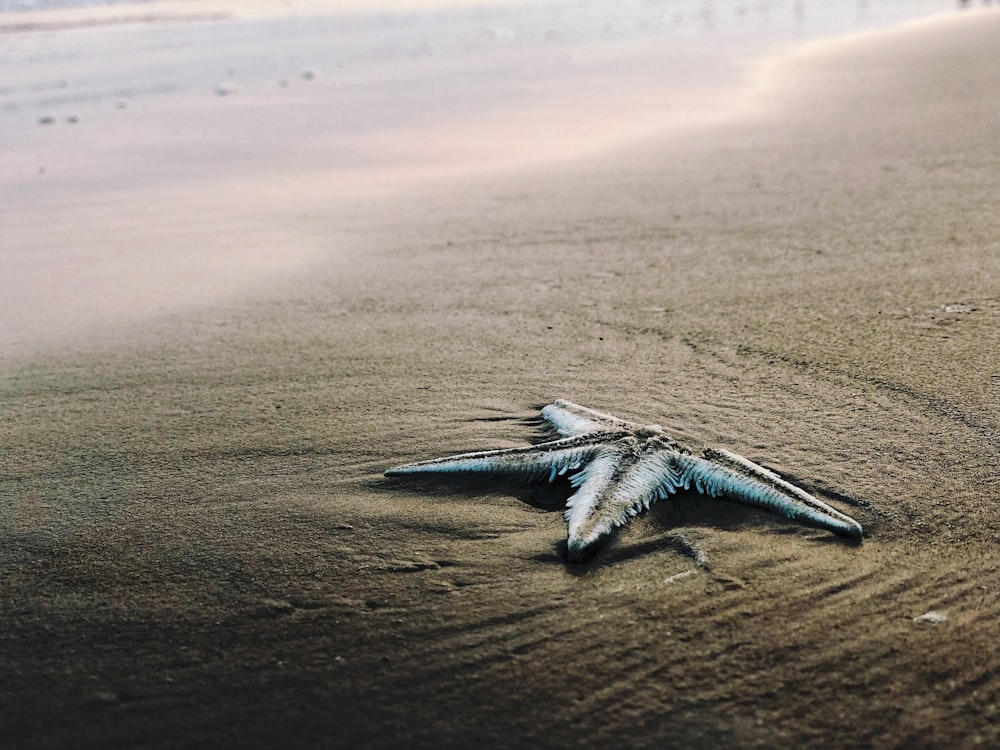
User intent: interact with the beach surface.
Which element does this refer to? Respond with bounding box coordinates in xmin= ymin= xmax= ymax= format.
xmin=4 ymin=3 xmax=1000 ymax=748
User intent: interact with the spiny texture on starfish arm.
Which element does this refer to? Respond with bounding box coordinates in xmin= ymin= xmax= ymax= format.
xmin=385 ymin=399 xmax=864 ymax=561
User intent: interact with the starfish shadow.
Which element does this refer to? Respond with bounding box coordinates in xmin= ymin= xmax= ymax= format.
xmin=380 ymin=475 xmax=864 ymax=566
xmin=646 ymin=492 xmax=865 ymax=544
xmin=377 ymin=473 xmax=573 ymax=509
xmin=529 ymin=489 xmax=853 ymax=568
xmin=538 ymin=537 xmax=673 ymax=573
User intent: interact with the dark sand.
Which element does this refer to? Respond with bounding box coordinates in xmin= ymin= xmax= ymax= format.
xmin=4 ymin=7 xmax=1000 ymax=749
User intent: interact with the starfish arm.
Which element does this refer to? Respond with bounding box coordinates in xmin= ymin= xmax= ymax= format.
xmin=674 ymin=448 xmax=864 ymax=539
xmin=541 ymin=399 xmax=639 ymax=436
xmin=563 ymin=445 xmax=631 ymax=560
xmin=384 ymin=433 xmax=623 ymax=484
xmin=565 ymin=446 xmax=685 ymax=561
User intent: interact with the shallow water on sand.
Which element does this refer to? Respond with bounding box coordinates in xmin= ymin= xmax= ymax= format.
xmin=0 ymin=0 xmax=972 ymax=358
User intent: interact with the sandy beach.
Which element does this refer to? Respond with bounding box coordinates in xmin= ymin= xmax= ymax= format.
xmin=4 ymin=2 xmax=1000 ymax=748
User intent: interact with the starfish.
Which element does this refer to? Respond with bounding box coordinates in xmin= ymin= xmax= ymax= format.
xmin=385 ymin=399 xmax=863 ymax=561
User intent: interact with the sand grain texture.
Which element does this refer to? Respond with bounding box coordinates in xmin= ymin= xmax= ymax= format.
xmin=4 ymin=9 xmax=1000 ymax=750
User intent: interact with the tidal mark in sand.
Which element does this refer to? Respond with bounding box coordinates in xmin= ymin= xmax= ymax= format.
xmin=736 ymin=345 xmax=1000 ymax=453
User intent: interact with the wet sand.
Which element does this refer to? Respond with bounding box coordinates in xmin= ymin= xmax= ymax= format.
xmin=4 ymin=5 xmax=1000 ymax=749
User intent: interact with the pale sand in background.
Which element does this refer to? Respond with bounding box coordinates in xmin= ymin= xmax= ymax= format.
xmin=3 ymin=5 xmax=1000 ymax=749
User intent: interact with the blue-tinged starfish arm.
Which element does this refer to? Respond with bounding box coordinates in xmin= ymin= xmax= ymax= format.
xmin=563 ymin=446 xmax=631 ymax=561
xmin=385 ymin=401 xmax=865 ymax=562
xmin=674 ymin=448 xmax=864 ymax=539
xmin=541 ymin=399 xmax=640 ymax=436
xmin=564 ymin=443 xmax=686 ymax=561
xmin=384 ymin=432 xmax=628 ymax=484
